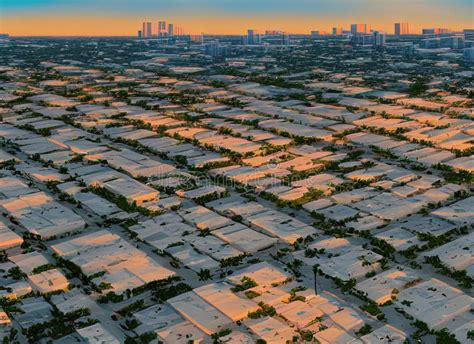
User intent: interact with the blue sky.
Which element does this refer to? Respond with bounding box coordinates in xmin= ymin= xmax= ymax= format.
xmin=1 ymin=0 xmax=472 ymax=35
xmin=2 ymin=0 xmax=472 ymax=15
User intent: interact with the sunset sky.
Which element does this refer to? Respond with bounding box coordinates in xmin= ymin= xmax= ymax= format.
xmin=1 ymin=0 xmax=473 ymax=36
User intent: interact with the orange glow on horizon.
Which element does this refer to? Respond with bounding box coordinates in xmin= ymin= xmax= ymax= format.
xmin=1 ymin=14 xmax=471 ymax=36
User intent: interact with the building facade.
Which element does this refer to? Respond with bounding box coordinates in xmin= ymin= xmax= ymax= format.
xmin=394 ymin=23 xmax=409 ymax=35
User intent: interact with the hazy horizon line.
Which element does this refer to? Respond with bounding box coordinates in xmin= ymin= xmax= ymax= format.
xmin=4 ymin=31 xmax=469 ymax=39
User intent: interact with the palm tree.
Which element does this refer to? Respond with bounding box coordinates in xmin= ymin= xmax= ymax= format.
xmin=312 ymin=264 xmax=320 ymax=295
xmin=197 ymin=269 xmax=212 ymax=281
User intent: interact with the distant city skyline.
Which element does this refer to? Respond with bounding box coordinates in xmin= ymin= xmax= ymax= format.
xmin=1 ymin=0 xmax=473 ymax=36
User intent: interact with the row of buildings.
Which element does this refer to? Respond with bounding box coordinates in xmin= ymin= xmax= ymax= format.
xmin=139 ymin=20 xmax=185 ymax=39
xmin=0 ymin=31 xmax=472 ymax=343
xmin=138 ymin=21 xmax=471 ymax=39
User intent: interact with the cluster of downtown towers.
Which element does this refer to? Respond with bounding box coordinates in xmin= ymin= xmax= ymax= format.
xmin=139 ymin=21 xmax=185 ymax=39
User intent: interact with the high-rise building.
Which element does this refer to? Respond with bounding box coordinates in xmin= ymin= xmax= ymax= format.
xmin=205 ymin=42 xmax=227 ymax=57
xmin=168 ymin=23 xmax=174 ymax=37
xmin=394 ymin=23 xmax=409 ymax=35
xmin=332 ymin=27 xmax=343 ymax=36
xmin=138 ymin=20 xmax=184 ymax=38
xmin=464 ymin=29 xmax=474 ymax=41
xmin=175 ymin=26 xmax=184 ymax=36
xmin=281 ymin=33 xmax=290 ymax=45
xmin=142 ymin=22 xmax=152 ymax=38
xmin=137 ymin=30 xmax=142 ymax=39
xmin=464 ymin=47 xmax=474 ymax=61
xmin=247 ymin=29 xmax=261 ymax=44
xmin=352 ymin=34 xmax=374 ymax=45
xmin=205 ymin=42 xmax=218 ymax=56
xmin=158 ymin=21 xmax=167 ymax=36
xmin=423 ymin=28 xmax=450 ymax=35
xmin=351 ymin=24 xmax=371 ymax=35
xmin=247 ymin=29 xmax=254 ymax=44
xmin=373 ymin=31 xmax=386 ymax=46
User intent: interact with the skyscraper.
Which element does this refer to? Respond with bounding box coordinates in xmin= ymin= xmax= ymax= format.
xmin=158 ymin=21 xmax=167 ymax=36
xmin=175 ymin=26 xmax=184 ymax=36
xmin=247 ymin=29 xmax=261 ymax=44
xmin=394 ymin=23 xmax=409 ymax=35
xmin=205 ymin=42 xmax=227 ymax=57
xmin=247 ymin=29 xmax=254 ymax=44
xmin=168 ymin=23 xmax=174 ymax=37
xmin=142 ymin=22 xmax=152 ymax=38
xmin=332 ymin=27 xmax=343 ymax=36
xmin=351 ymin=24 xmax=371 ymax=35
xmin=373 ymin=31 xmax=386 ymax=46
